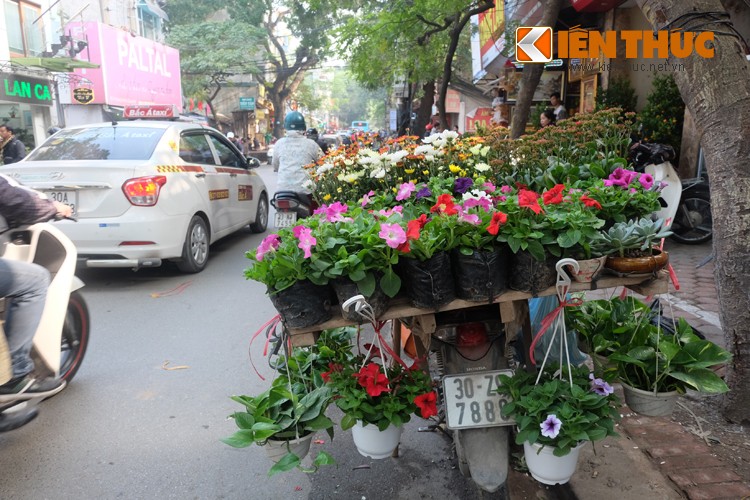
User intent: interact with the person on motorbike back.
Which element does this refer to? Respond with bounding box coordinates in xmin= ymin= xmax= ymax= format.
xmin=306 ymin=128 xmax=330 ymax=154
xmin=273 ymin=112 xmax=323 ymax=206
xmin=0 ymin=174 xmax=72 ymax=400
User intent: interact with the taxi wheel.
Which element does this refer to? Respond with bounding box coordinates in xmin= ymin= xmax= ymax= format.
xmin=176 ymin=215 xmax=209 ymax=273
xmin=249 ymin=192 xmax=269 ymax=233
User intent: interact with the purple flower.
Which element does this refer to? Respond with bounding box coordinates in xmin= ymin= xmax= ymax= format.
xmin=415 ymin=186 xmax=432 ymax=199
xmin=396 ymin=182 xmax=416 ymax=201
xmin=454 ymin=177 xmax=473 ymax=195
xmin=540 ymin=414 xmax=562 ymax=438
xmin=605 ymin=168 xmax=629 ymax=187
xmin=589 ymin=373 xmax=614 ymax=396
xmin=639 ymin=173 xmax=654 ymax=190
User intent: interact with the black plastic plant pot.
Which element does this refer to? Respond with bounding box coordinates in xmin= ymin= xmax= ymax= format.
xmin=508 ymin=250 xmax=557 ymax=297
xmin=451 ymin=247 xmax=509 ymax=302
xmin=268 ymin=280 xmax=333 ymax=329
xmin=401 ymin=251 xmax=456 ymax=309
xmin=331 ymin=277 xmax=390 ymax=323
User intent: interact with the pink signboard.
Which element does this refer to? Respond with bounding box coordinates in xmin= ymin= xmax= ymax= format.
xmin=67 ymin=22 xmax=182 ymax=107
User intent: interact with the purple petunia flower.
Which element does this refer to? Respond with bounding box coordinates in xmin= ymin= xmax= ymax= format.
xmin=454 ymin=177 xmax=473 ymax=195
xmin=415 ymin=186 xmax=432 ymax=199
xmin=639 ymin=173 xmax=654 ymax=190
xmin=589 ymin=373 xmax=614 ymax=396
xmin=540 ymin=414 xmax=562 ymax=438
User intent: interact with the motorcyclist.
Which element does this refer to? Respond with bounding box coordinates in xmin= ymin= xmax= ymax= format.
xmin=0 ymin=174 xmax=72 ymax=402
xmin=306 ymin=128 xmax=330 ymax=154
xmin=272 ymin=112 xmax=323 ymax=206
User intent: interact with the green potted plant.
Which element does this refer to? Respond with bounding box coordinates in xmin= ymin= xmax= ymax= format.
xmin=496 ymin=363 xmax=621 ymax=485
xmin=221 ymin=375 xmax=335 ymax=476
xmin=591 ymin=217 xmax=672 ymax=274
xmin=244 ymin=219 xmax=334 ymax=328
xmin=324 ymin=353 xmax=437 ymax=459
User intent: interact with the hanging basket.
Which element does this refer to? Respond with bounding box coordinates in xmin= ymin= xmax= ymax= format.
xmin=523 ymin=441 xmax=586 ymax=485
xmin=263 ymin=434 xmax=314 ymax=463
xmin=621 ymin=382 xmax=680 ymax=417
xmin=400 ymin=252 xmax=456 ymax=309
xmin=351 ymin=421 xmax=403 ymax=459
xmin=451 ymin=247 xmax=508 ymax=302
xmin=508 ymin=251 xmax=557 ymax=296
xmin=268 ymin=280 xmax=334 ymax=329
xmin=331 ymin=277 xmax=390 ymax=322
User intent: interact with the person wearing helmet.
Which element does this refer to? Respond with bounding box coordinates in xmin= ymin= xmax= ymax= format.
xmin=273 ymin=112 xmax=323 ymax=204
xmin=306 ymin=127 xmax=330 ymax=154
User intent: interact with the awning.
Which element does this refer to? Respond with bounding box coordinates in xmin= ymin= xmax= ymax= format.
xmin=138 ymin=0 xmax=169 ymax=21
xmin=12 ymin=57 xmax=100 ymax=72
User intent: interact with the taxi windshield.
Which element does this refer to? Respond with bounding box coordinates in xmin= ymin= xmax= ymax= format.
xmin=26 ymin=126 xmax=164 ymax=161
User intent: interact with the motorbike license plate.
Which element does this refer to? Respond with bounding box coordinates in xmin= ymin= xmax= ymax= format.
xmin=442 ymin=370 xmax=515 ymax=430
xmin=274 ymin=211 xmax=297 ymax=228
xmin=44 ymin=190 xmax=78 ymax=217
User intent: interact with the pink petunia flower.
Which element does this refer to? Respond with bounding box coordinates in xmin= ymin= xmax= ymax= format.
xmin=639 ymin=173 xmax=654 ymax=190
xmin=379 ymin=223 xmax=407 ymax=249
xmin=361 ymin=190 xmax=375 ymax=207
xmin=395 ymin=182 xmax=416 ymax=201
xmin=457 ymin=206 xmax=481 ymax=225
xmin=293 ymin=225 xmax=317 ymax=258
xmin=483 ymin=181 xmax=496 ymax=192
xmin=500 ymin=185 xmax=513 ymax=194
xmin=255 ymin=234 xmax=280 ymax=261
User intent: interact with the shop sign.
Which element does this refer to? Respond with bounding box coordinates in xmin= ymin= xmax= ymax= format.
xmin=1 ymin=73 xmax=52 ymax=106
xmin=73 ymin=87 xmax=95 ymax=104
xmin=465 ymin=107 xmax=494 ymax=131
xmin=239 ymin=97 xmax=255 ymax=110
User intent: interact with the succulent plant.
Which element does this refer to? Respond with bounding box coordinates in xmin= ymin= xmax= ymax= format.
xmin=591 ymin=218 xmax=672 ymax=258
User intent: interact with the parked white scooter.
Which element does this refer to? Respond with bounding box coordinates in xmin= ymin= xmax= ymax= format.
xmin=0 ymin=217 xmax=90 ymax=432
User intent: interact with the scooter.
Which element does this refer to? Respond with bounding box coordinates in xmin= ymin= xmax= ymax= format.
xmin=631 ymin=142 xmax=712 ymax=244
xmin=270 ymin=191 xmax=313 ymax=228
xmin=0 ymin=217 xmax=90 ymax=432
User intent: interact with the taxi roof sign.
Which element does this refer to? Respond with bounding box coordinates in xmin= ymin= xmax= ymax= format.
xmin=123 ymin=105 xmax=180 ymax=120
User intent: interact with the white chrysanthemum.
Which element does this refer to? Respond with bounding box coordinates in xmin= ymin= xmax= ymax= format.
xmin=387 ymin=150 xmax=409 ymax=164
xmin=302 ymin=179 xmax=314 ymax=190
xmin=462 ymin=189 xmax=491 ymax=202
xmin=370 ymin=167 xmax=386 ymax=179
xmin=422 ymin=135 xmax=436 ymax=145
xmin=415 ymin=144 xmax=436 ymax=155
xmin=470 ymin=144 xmax=482 ymax=156
xmin=343 ymin=173 xmax=359 ymax=183
xmin=344 ymin=159 xmax=354 ymax=166
xmin=481 ymin=145 xmax=490 ymax=156
xmin=441 ymin=130 xmax=459 ymax=140
xmin=316 ymin=163 xmax=334 ymax=175
xmin=475 ymin=162 xmax=491 ymax=172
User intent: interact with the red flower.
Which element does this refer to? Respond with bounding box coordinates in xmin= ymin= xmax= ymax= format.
xmin=414 ymin=391 xmax=438 ymax=419
xmin=542 ymin=184 xmax=565 ymax=205
xmin=397 ymin=240 xmax=411 ymax=253
xmin=518 ymin=189 xmax=543 ymax=214
xmin=580 ymin=195 xmax=602 ymax=209
xmin=354 ymin=363 xmax=391 ymax=397
xmin=487 ymin=211 xmax=508 ymax=235
xmin=321 ymin=362 xmax=342 ymax=383
xmin=430 ymin=194 xmax=458 ymax=215
xmin=406 ymin=214 xmax=428 ymax=240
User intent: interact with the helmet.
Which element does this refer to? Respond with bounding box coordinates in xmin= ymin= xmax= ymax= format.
xmin=283 ymin=111 xmax=306 ymax=131
xmin=47 ymin=126 xmax=61 ymax=136
xmin=305 ymin=128 xmax=319 ymax=139
xmin=226 ymin=131 xmax=235 ymax=139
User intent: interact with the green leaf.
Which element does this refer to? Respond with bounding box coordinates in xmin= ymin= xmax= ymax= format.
xmin=340 ymin=413 xmax=357 ymax=431
xmin=268 ymin=452 xmax=301 ymax=477
xmin=356 ymin=272 xmax=376 ymax=297
xmin=312 ymin=451 xmax=336 ymax=466
xmin=220 ymin=430 xmax=255 ymax=448
xmin=380 ymin=268 xmax=401 ymax=298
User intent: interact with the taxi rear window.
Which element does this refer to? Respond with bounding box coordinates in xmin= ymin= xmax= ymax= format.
xmin=26 ymin=126 xmax=165 ymax=161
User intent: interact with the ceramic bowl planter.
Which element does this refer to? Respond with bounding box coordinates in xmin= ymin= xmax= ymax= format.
xmin=621 ymin=382 xmax=680 ymax=417
xmin=351 ymin=421 xmax=403 ymax=459
xmin=268 ymin=280 xmax=334 ymax=328
xmin=565 ymin=256 xmax=607 ymax=283
xmin=263 ymin=434 xmax=314 ymax=463
xmin=523 ymin=441 xmax=586 ymax=485
xmin=605 ymin=249 xmax=669 ymax=275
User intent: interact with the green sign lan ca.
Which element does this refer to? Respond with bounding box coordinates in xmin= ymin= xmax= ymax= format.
xmin=239 ymin=97 xmax=255 ymax=110
xmin=1 ymin=73 xmax=52 ymax=106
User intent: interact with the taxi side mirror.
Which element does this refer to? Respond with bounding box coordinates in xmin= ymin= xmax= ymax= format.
xmin=246 ymin=157 xmax=261 ymax=169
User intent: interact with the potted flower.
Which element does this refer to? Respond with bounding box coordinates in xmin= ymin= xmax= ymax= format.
xmin=590 ymin=217 xmax=672 ymax=274
xmin=584 ymin=168 xmax=663 ymax=224
xmin=221 ymin=375 xmax=335 ymax=476
xmin=496 ymin=363 xmax=621 ymax=485
xmin=244 ymin=220 xmax=334 ymax=329
xmin=324 ymin=354 xmax=437 ymax=459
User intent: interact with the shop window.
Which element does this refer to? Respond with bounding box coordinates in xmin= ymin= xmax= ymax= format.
xmin=137 ymin=6 xmax=160 ymax=41
xmin=5 ymin=0 xmax=45 ymax=57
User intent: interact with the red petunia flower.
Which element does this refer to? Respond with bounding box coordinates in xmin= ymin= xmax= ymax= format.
xmin=580 ymin=195 xmax=602 ymax=209
xmin=414 ymin=391 xmax=438 ymax=419
xmin=354 ymin=363 xmax=391 ymax=397
xmin=430 ymin=194 xmax=458 ymax=215
xmin=321 ymin=362 xmax=342 ymax=383
xmin=518 ymin=189 xmax=543 ymax=214
xmin=406 ymin=214 xmax=428 ymax=240
xmin=487 ymin=211 xmax=508 ymax=235
xmin=542 ymin=184 xmax=565 ymax=205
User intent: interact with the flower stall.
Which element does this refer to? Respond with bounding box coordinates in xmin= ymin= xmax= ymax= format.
xmin=229 ymin=109 xmax=728 ymax=485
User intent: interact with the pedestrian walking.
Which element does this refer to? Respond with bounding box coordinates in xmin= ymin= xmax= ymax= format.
xmin=0 ymin=125 xmax=26 ymax=164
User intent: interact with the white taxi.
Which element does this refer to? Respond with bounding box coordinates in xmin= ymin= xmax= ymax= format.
xmin=3 ymin=105 xmax=269 ymax=273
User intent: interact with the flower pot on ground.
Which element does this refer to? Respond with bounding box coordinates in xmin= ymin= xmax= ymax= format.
xmin=268 ymin=279 xmax=334 ymax=329
xmin=620 ymin=382 xmax=680 ymax=417
xmin=351 ymin=421 xmax=404 ymax=459
xmin=451 ymin=247 xmax=508 ymax=301
xmin=523 ymin=440 xmax=586 ymax=485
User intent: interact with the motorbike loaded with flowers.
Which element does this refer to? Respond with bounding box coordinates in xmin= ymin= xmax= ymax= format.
xmin=234 ymin=109 xmax=729 ymax=493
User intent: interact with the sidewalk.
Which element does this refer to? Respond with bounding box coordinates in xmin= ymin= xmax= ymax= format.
xmin=563 ymin=240 xmax=750 ymax=500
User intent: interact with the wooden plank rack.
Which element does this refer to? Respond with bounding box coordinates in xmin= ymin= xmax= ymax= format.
xmin=286 ymin=271 xmax=669 ymax=347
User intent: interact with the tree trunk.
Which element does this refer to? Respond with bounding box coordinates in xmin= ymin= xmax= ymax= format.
xmin=415 ymin=80 xmax=435 ymax=137
xmin=637 ymin=0 xmax=750 ymax=424
xmin=510 ymin=0 xmax=564 ymax=139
